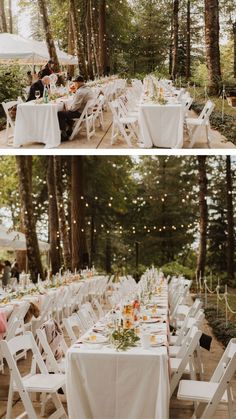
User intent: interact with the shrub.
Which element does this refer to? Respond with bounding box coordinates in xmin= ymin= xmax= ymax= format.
xmin=0 ymin=65 xmax=26 ymax=120
xmin=204 ymin=305 xmax=236 ymax=347
xmin=161 ymin=261 xmax=195 ymax=280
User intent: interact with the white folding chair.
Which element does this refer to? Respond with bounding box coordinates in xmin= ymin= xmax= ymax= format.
xmin=1 ymin=332 xmax=67 ymax=419
xmin=177 ymin=338 xmax=236 ymax=419
xmin=77 ymin=306 xmax=94 ymax=331
xmin=63 ymin=313 xmax=84 ymax=345
xmin=109 ymin=100 xmax=138 ymax=146
xmin=69 ymin=98 xmax=96 ymax=141
xmin=83 ymin=302 xmax=98 ymax=323
xmin=2 ymin=98 xmax=22 ymax=145
xmin=31 ymin=295 xmax=54 ymax=336
xmin=36 ymin=327 xmax=68 ymax=375
xmin=186 ymin=100 xmax=215 ymax=148
xmin=0 ymin=318 xmax=21 ymax=373
xmin=93 ymin=94 xmax=105 ymax=129
xmin=92 ymin=298 xmax=105 ymax=319
xmin=170 ymin=326 xmax=202 ymax=397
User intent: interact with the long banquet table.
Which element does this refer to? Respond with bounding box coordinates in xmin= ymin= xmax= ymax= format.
xmin=0 ymin=275 xmax=106 ymax=320
xmin=66 ymin=277 xmax=170 ymax=419
xmin=139 ymin=103 xmax=184 ymax=149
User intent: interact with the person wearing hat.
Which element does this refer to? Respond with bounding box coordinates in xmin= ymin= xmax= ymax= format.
xmin=57 ymin=75 xmax=94 ymax=142
xmin=40 ymin=59 xmax=55 ymax=78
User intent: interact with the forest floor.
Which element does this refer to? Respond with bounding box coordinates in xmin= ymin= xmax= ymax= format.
xmin=0 ymin=109 xmax=235 ymax=149
xmin=0 ymin=301 xmax=235 ymax=418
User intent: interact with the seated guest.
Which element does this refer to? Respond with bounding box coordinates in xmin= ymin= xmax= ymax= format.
xmin=1 ymin=260 xmax=11 ymax=288
xmin=57 ymin=75 xmax=94 ymax=142
xmin=26 ymin=70 xmax=33 ymax=86
xmin=40 ymin=59 xmax=55 ymax=78
xmin=26 ymin=76 xmax=50 ymax=102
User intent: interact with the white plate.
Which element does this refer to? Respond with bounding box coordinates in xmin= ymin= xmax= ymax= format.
xmin=141 ymin=319 xmax=159 ymax=324
xmin=83 ymin=335 xmax=108 ymax=345
xmin=150 ymin=335 xmax=166 ymax=347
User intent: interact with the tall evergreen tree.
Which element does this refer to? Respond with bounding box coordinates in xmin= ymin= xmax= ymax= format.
xmin=196 ymin=156 xmax=208 ymax=280
xmin=204 ymin=0 xmax=221 ymax=94
xmin=16 ymin=156 xmax=44 ymax=282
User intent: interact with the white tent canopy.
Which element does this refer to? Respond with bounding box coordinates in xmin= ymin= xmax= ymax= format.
xmin=0 ymin=225 xmax=50 ymax=252
xmin=0 ymin=33 xmax=77 ymax=65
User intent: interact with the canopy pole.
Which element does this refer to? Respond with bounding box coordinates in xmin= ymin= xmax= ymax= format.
xmin=26 ymin=253 xmax=28 ymax=273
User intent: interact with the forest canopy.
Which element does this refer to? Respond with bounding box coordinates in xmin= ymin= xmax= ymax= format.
xmin=0 ymin=156 xmax=235 ymax=283
xmin=0 ymin=0 xmax=235 ymax=93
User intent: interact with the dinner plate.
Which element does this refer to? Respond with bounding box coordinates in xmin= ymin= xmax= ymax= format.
xmin=150 ymin=335 xmax=166 ymax=347
xmin=141 ymin=319 xmax=159 ymax=324
xmin=83 ymin=335 xmax=108 ymax=345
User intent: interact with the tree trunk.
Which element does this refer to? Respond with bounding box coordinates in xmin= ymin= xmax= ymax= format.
xmin=0 ymin=0 xmax=7 ymax=32
xmin=90 ymin=215 xmax=95 ymax=268
xmin=204 ymin=0 xmax=221 ymax=94
xmin=233 ymin=21 xmax=236 ymax=79
xmin=226 ymin=156 xmax=235 ymax=281
xmin=47 ymin=157 xmax=61 ymax=275
xmin=67 ymin=10 xmax=75 ymax=78
xmin=71 ymin=156 xmax=88 ymax=270
xmin=85 ymin=0 xmax=94 ymax=79
xmin=54 ymin=156 xmax=71 ymax=270
xmin=196 ymin=156 xmax=208 ymax=280
xmin=105 ymin=235 xmax=111 ymax=273
xmin=169 ymin=10 xmax=173 ymax=76
xmin=90 ymin=0 xmax=99 ymax=77
xmin=98 ymin=0 xmax=108 ymax=76
xmin=37 ymin=0 xmax=60 ymax=71
xmin=8 ymin=0 xmax=13 ymax=33
xmin=171 ymin=0 xmax=179 ymax=80
xmin=69 ymin=0 xmax=88 ymax=78
xmin=16 ymin=156 xmax=44 ymax=283
xmin=186 ymin=0 xmax=191 ymax=79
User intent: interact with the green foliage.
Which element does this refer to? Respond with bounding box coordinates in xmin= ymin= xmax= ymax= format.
xmin=110 ymin=327 xmax=140 ymax=351
xmin=0 ymin=65 xmax=26 ymax=117
xmin=192 ymin=63 xmax=208 ymax=87
xmin=204 ymin=306 xmax=236 ymax=348
xmin=161 ymin=262 xmax=195 ymax=280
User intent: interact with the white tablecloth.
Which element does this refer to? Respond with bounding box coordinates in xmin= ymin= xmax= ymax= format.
xmin=14 ymin=101 xmax=64 ymax=148
xmin=139 ymin=103 xmax=184 ymax=149
xmin=66 ymin=345 xmax=169 ymax=419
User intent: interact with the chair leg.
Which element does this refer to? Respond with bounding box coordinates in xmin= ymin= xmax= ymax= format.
xmin=50 ymin=392 xmax=68 ymax=418
xmin=111 ymin=122 xmax=118 ymax=145
xmin=118 ymin=123 xmax=133 ymax=147
xmin=6 ymin=377 xmax=13 ymax=419
xmin=206 ymin=125 xmax=211 ymax=148
xmin=227 ymin=385 xmax=235 ymax=419
xmin=5 ymin=121 xmax=9 ymax=144
xmin=188 ymin=125 xmax=199 ymax=148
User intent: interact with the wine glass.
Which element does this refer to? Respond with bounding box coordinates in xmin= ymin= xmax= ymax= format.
xmin=35 ymin=90 xmax=40 ymax=103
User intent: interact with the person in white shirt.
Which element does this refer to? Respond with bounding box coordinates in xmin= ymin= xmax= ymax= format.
xmin=57 ymin=75 xmax=94 ymax=142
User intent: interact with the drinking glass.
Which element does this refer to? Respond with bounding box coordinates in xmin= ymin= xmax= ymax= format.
xmin=35 ymin=90 xmax=40 ymax=102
